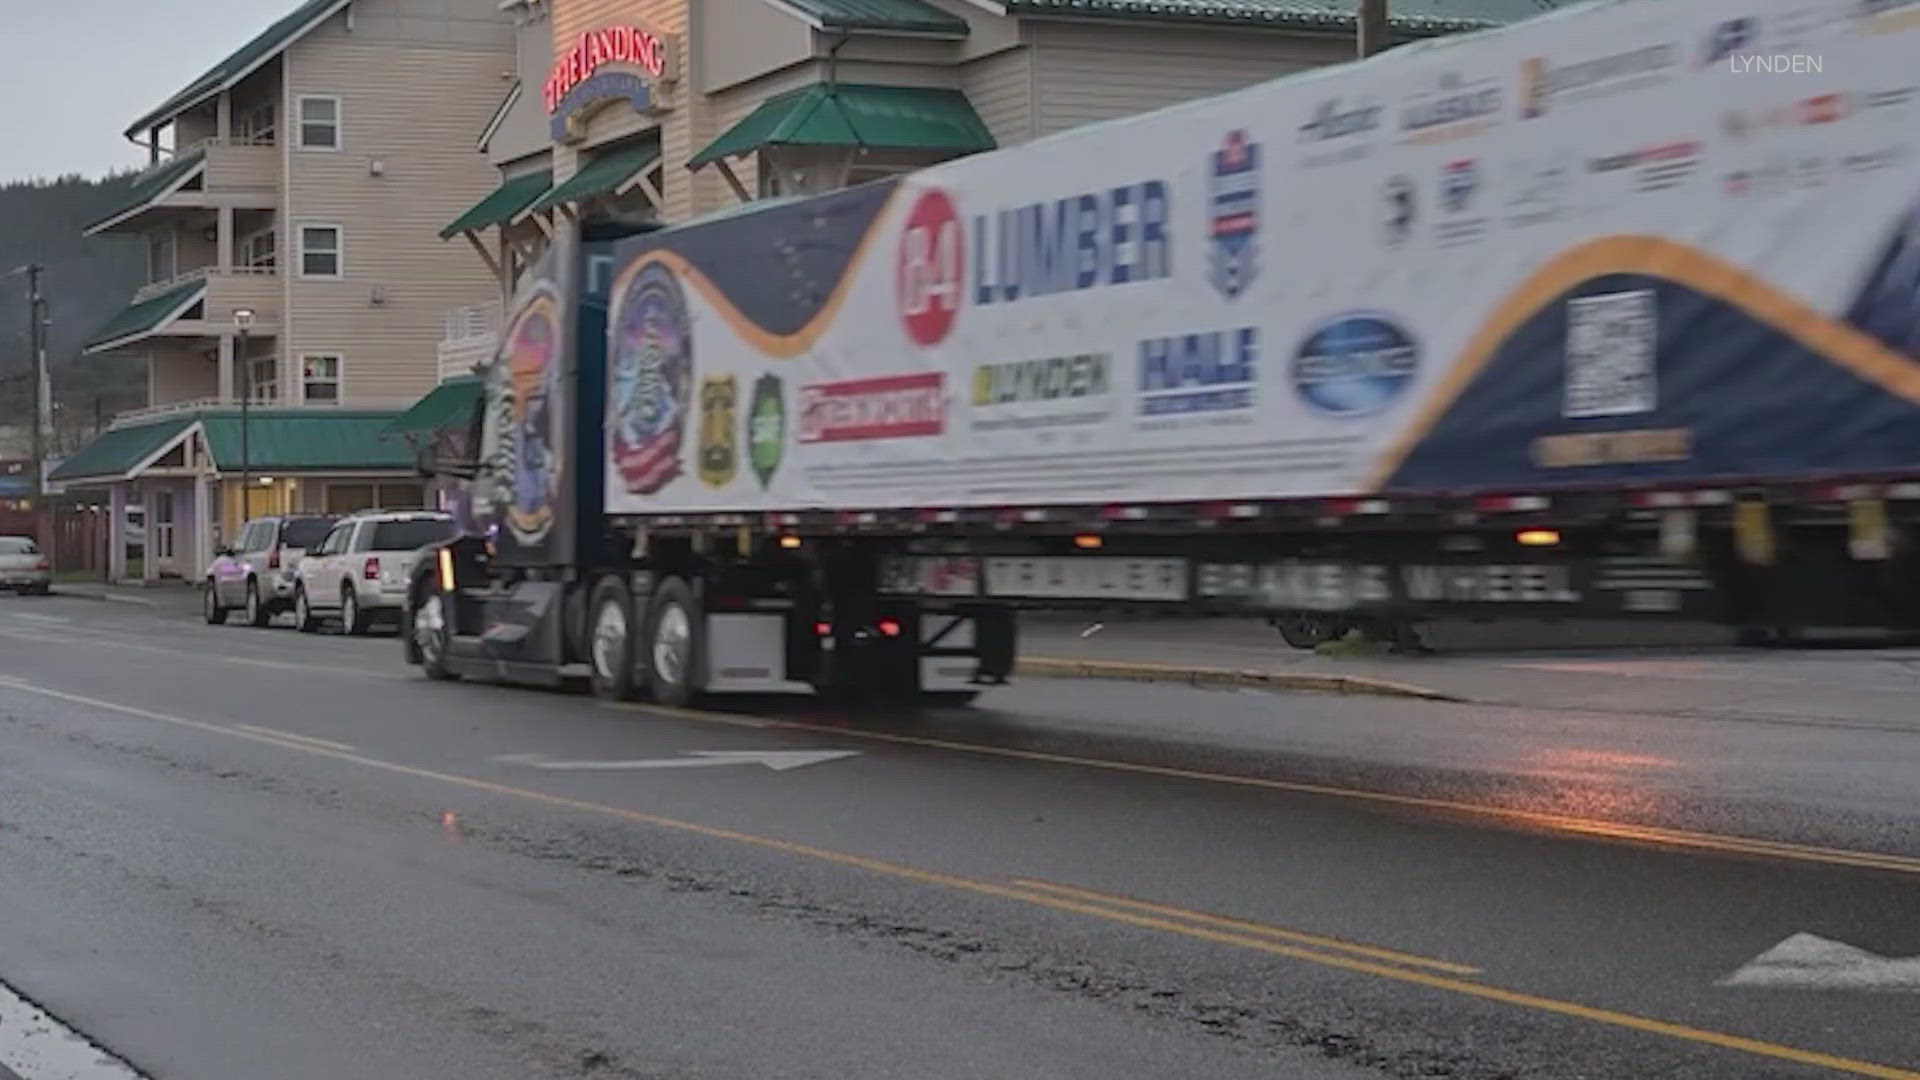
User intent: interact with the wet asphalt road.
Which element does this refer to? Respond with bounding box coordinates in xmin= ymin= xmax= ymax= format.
xmin=0 ymin=593 xmax=1916 ymax=1080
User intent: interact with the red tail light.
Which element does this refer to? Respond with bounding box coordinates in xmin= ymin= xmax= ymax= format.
xmin=33 ymin=559 xmax=49 ymax=571
xmin=814 ymin=621 xmax=831 ymax=637
xmin=267 ymin=545 xmax=280 ymax=570
xmin=877 ymin=618 xmax=902 ymax=638
xmin=364 ymin=557 xmax=380 ymax=581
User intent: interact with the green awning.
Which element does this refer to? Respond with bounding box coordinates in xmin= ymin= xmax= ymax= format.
xmin=48 ymin=417 xmax=195 ymax=483
xmin=385 ymin=376 xmax=483 ymax=437
xmin=772 ymin=0 xmax=967 ymax=33
xmin=199 ymin=410 xmax=414 ymax=471
xmin=688 ymin=84 xmax=994 ymax=170
xmin=84 ymin=280 xmax=208 ymax=354
xmin=525 ymin=140 xmax=663 ymax=215
xmin=85 ymin=147 xmax=209 ymax=235
xmin=439 ymin=170 xmax=554 ymax=240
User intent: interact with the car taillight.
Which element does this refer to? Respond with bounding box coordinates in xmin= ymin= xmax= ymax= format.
xmin=364 ymin=557 xmax=380 ymax=581
xmin=267 ymin=545 xmax=281 ymax=570
xmin=33 ymin=559 xmax=49 ymax=571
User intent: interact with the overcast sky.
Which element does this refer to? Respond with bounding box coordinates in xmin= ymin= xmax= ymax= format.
xmin=6 ymin=1 xmax=287 ymax=182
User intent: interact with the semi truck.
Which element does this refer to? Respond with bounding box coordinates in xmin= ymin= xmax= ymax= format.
xmin=404 ymin=0 xmax=1920 ymax=703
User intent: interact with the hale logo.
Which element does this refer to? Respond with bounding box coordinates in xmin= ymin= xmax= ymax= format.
xmin=748 ymin=373 xmax=785 ymax=489
xmin=1207 ymin=130 xmax=1260 ymax=300
xmin=698 ymin=374 xmax=738 ymax=488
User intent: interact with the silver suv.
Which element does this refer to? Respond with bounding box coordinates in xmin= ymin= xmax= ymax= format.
xmin=292 ymin=510 xmax=455 ymax=635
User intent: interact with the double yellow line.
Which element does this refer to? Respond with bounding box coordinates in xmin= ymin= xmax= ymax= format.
xmin=5 ymin=677 xmax=1917 ymax=1080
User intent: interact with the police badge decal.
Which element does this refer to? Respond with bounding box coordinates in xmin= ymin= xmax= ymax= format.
xmin=608 ymin=261 xmax=692 ymax=496
xmin=697 ymin=374 xmax=738 ymax=488
xmin=1207 ymin=129 xmax=1260 ymax=300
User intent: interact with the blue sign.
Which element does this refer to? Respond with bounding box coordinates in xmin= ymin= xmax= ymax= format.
xmin=551 ymin=72 xmax=654 ymax=142
xmin=1207 ymin=130 xmax=1260 ymax=299
xmin=1292 ymin=313 xmax=1420 ymax=417
xmin=1139 ymin=328 xmax=1257 ymax=416
xmin=971 ymin=180 xmax=1171 ymax=305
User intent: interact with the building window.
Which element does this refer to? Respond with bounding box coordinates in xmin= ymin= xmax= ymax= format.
xmin=148 ymin=230 xmax=177 ymax=282
xmin=242 ymin=229 xmax=276 ymax=270
xmin=298 ymin=225 xmax=341 ymax=278
xmin=297 ymin=96 xmax=340 ymax=149
xmin=302 ymin=354 xmax=342 ymax=403
xmin=249 ymin=356 xmax=279 ymax=402
xmin=238 ymin=102 xmax=277 ymax=145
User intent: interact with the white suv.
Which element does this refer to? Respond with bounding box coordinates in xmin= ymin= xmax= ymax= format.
xmin=292 ymin=510 xmax=455 ymax=635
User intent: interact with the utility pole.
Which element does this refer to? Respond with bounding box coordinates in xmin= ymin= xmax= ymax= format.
xmin=25 ymin=264 xmax=48 ymax=498
xmin=1358 ymin=0 xmax=1388 ymax=57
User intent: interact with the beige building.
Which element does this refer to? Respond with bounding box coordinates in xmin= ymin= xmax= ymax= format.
xmin=431 ymin=0 xmax=1550 ymax=371
xmin=54 ymin=0 xmax=516 ymax=581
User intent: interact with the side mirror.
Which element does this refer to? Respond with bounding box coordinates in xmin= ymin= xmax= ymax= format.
xmin=216 ymin=546 xmax=236 ymax=558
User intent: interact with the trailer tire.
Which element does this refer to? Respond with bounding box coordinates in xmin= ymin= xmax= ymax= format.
xmin=588 ymin=577 xmax=642 ymax=701
xmin=644 ymin=577 xmax=701 ymax=708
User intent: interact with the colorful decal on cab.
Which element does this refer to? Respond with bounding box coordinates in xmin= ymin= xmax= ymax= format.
xmin=609 ymin=261 xmax=692 ymax=496
xmin=502 ymin=288 xmax=564 ymax=545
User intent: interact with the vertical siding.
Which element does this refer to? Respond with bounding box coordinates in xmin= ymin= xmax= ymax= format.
xmin=282 ymin=24 xmax=514 ymax=405
xmin=959 ymin=46 xmax=1032 ymax=148
xmin=1030 ymin=24 xmax=1349 ymax=137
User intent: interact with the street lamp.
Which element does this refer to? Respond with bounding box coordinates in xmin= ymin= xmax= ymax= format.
xmin=233 ymin=308 xmax=255 ymax=524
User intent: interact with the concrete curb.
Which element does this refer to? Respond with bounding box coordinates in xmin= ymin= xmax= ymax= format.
xmin=53 ymin=587 xmax=164 ymax=608
xmin=1016 ymin=656 xmax=1464 ymax=702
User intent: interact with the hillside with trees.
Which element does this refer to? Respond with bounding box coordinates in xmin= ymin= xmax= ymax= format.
xmin=0 ymin=173 xmax=147 ymax=455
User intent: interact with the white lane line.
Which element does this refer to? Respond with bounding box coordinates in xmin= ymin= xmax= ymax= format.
xmin=0 ymin=627 xmax=404 ymax=683
xmin=233 ymin=724 xmax=356 ymax=752
xmin=0 ymin=978 xmax=146 ymax=1079
xmin=5 ymin=613 xmax=70 ymax=625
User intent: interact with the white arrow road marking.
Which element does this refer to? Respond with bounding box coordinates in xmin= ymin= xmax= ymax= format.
xmin=0 ymin=976 xmax=146 ymax=1079
xmin=1719 ymin=932 xmax=1920 ymax=992
xmin=493 ymin=750 xmax=860 ymax=772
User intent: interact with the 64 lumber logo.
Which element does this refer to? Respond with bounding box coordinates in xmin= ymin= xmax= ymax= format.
xmin=748 ymin=374 xmax=785 ymax=488
xmin=698 ymin=374 xmax=738 ymax=488
xmin=1207 ymin=130 xmax=1260 ymax=299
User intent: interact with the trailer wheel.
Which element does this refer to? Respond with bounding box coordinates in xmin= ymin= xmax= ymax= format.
xmin=588 ymin=577 xmax=641 ymax=701
xmin=644 ymin=577 xmax=701 ymax=707
xmin=1273 ymin=614 xmax=1341 ymax=650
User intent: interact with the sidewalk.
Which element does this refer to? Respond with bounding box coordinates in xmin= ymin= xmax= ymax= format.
xmin=54 ymin=579 xmax=201 ymax=612
xmin=1017 ymin=614 xmax=1920 ymax=727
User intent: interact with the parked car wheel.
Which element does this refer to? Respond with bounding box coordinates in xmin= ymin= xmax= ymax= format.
xmin=245 ymin=580 xmax=272 ymax=627
xmin=204 ymin=581 xmax=228 ymax=625
xmin=341 ymin=586 xmax=369 ymax=636
xmin=294 ymin=587 xmax=320 ymax=633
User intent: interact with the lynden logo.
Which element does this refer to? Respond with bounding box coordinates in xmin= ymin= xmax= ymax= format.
xmin=799 ymin=373 xmax=946 ymax=443
xmin=1299 ymin=99 xmax=1383 ymax=142
xmin=1207 ymin=130 xmax=1260 ymax=300
xmin=897 ymin=188 xmax=964 ymax=348
xmin=973 ymin=355 xmax=1110 ymax=406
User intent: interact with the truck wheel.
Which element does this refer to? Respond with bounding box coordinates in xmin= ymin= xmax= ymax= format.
xmin=204 ymin=581 xmax=228 ymax=625
xmin=414 ymin=588 xmax=457 ymax=681
xmin=246 ymin=579 xmax=272 ymax=628
xmin=588 ymin=578 xmax=641 ymax=701
xmin=1273 ymin=614 xmax=1339 ymax=649
xmin=644 ymin=577 xmax=701 ymax=707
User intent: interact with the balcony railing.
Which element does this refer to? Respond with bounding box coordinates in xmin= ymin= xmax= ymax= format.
xmin=134 ymin=264 xmax=277 ymax=303
xmin=444 ymin=301 xmax=503 ymax=342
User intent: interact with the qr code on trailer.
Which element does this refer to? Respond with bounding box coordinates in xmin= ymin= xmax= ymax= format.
xmin=1564 ymin=289 xmax=1656 ymax=418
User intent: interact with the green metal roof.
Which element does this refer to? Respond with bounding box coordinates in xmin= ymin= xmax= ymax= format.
xmin=125 ymin=0 xmax=352 ymax=138
xmin=385 ymin=376 xmax=483 ymax=437
xmin=85 ymin=147 xmax=209 ymax=235
xmin=200 ymin=410 xmax=415 ymax=471
xmin=771 ymin=0 xmax=969 ymax=33
xmin=49 ymin=417 xmax=195 ymax=483
xmin=689 ymin=84 xmax=995 ymax=170
xmin=527 ymin=139 xmax=663 ymax=215
xmin=440 ymin=170 xmax=554 ymax=240
xmin=84 ymin=280 xmax=208 ymax=354
xmin=999 ymin=0 xmax=1555 ymax=31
